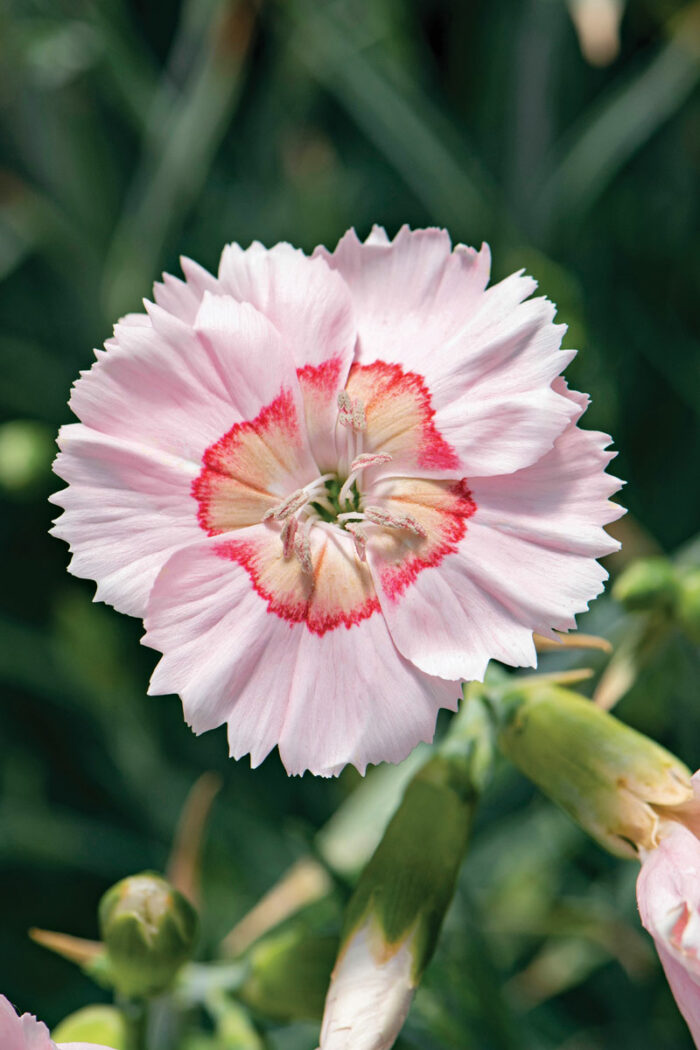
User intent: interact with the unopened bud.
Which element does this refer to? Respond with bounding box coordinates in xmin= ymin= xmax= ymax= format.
xmin=239 ymin=927 xmax=338 ymax=1021
xmin=497 ymin=684 xmax=692 ymax=858
xmin=678 ymin=567 xmax=700 ymax=643
xmin=613 ymin=557 xmax=679 ymax=614
xmin=52 ymin=1005 xmax=127 ymax=1048
xmin=99 ymin=872 xmax=197 ymax=997
xmin=319 ymin=753 xmax=476 ymax=1049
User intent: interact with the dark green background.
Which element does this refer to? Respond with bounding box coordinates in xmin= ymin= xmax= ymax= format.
xmin=0 ymin=1 xmax=698 ymax=1047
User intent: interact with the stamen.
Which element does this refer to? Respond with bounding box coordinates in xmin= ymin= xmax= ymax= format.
xmin=294 ymin=517 xmax=313 ymax=574
xmin=338 ymin=451 xmax=393 ymax=508
xmin=337 ymin=391 xmax=367 ymax=431
xmin=350 ymin=452 xmax=393 ymax=471
xmin=262 ymin=489 xmax=308 ymax=521
xmin=263 ymin=474 xmax=337 ymax=522
xmin=281 ymin=516 xmax=297 ymax=558
xmin=364 ymin=506 xmax=427 ymax=538
xmin=345 ymin=523 xmax=368 ymax=562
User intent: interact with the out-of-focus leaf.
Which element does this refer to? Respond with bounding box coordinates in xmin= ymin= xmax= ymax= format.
xmin=285 ymin=0 xmax=498 ymax=240
xmin=102 ymin=0 xmax=256 ymax=318
xmin=537 ymin=3 xmax=700 ymax=233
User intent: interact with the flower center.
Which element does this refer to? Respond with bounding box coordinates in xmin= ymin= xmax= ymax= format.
xmin=261 ymin=446 xmax=431 ymax=573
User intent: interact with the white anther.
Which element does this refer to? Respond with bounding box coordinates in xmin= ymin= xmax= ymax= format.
xmin=364 ymin=506 xmax=427 ymax=538
xmin=263 ymin=474 xmax=337 ymax=523
xmin=350 ymin=449 xmax=394 ymax=470
xmin=294 ymin=519 xmax=314 ymax=575
xmin=396 ymin=514 xmax=427 ymax=538
xmin=263 ymin=488 xmax=307 ymax=522
xmin=345 ymin=523 xmax=368 ymax=562
xmin=352 ymin=400 xmax=367 ymax=430
xmin=337 ymin=391 xmax=367 ymax=431
xmin=281 ymin=516 xmax=298 ymax=558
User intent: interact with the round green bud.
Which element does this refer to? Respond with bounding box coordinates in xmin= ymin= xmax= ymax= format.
xmin=239 ymin=928 xmax=338 ymax=1021
xmin=53 ymin=1005 xmax=127 ymax=1048
xmin=99 ymin=871 xmax=198 ymax=997
xmin=612 ymin=557 xmax=679 ymax=614
xmin=677 ymin=567 xmax=700 ymax=643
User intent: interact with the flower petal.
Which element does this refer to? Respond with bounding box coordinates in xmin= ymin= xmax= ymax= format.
xmin=144 ymin=531 xmax=458 ymax=776
xmin=319 ymin=226 xmax=577 ymax=474
xmin=638 ymin=824 xmax=700 ymax=1044
xmin=366 ymin=408 xmax=621 ymax=679
xmin=51 ymin=425 xmax=201 ymax=617
xmin=69 ymin=293 xmax=315 ymax=470
xmin=218 ymin=242 xmax=358 ymax=470
xmin=318 ymin=919 xmax=416 ymax=1050
xmin=152 ymin=255 xmax=220 ymax=322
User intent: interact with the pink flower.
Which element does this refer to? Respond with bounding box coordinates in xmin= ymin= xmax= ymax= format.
xmin=0 ymin=995 xmax=115 ymax=1050
xmin=51 ymin=226 xmax=622 ymax=776
xmin=637 ymin=774 xmax=700 ymax=1046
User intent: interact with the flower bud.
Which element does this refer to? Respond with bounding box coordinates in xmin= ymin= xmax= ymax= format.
xmin=612 ymin=556 xmax=679 ymax=614
xmin=497 ymin=684 xmax=692 ymax=857
xmin=99 ymin=871 xmax=198 ymax=997
xmin=52 ymin=1005 xmax=127 ymax=1049
xmin=239 ymin=927 xmax=338 ymax=1021
xmin=678 ymin=567 xmax=700 ymax=643
xmin=318 ymin=753 xmax=477 ymax=1049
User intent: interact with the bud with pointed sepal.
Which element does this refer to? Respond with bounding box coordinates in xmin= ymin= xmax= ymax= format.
xmin=99 ymin=871 xmax=198 ymax=998
xmin=318 ymin=751 xmax=479 ymax=1050
xmin=496 ymin=683 xmax=692 ymax=857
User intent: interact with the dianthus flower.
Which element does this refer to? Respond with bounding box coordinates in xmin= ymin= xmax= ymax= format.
xmin=637 ymin=771 xmax=700 ymax=1046
xmin=0 ymin=994 xmax=115 ymax=1050
xmin=51 ymin=226 xmax=622 ymax=776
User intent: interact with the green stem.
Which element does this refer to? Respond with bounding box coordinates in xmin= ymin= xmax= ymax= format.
xmin=118 ymin=997 xmax=148 ymax=1050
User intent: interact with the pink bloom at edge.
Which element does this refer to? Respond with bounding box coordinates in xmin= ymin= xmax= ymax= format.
xmin=0 ymin=994 xmax=115 ymax=1050
xmin=637 ymin=772 xmax=700 ymax=1047
xmin=50 ymin=225 xmax=623 ymax=776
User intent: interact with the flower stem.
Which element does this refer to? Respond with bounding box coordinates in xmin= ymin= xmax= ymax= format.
xmin=118 ymin=997 xmax=148 ymax=1050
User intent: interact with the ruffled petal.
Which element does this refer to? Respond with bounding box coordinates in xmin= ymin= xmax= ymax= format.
xmin=366 ymin=407 xmax=621 ymax=679
xmin=218 ymin=242 xmax=358 ymax=470
xmin=51 ymin=424 xmax=201 ymax=617
xmin=152 ymin=255 xmax=219 ymax=322
xmin=0 ymin=996 xmax=55 ymax=1050
xmin=319 ymin=226 xmax=577 ymax=475
xmin=69 ymin=293 xmax=316 ymax=472
xmin=143 ymin=531 xmax=458 ymax=776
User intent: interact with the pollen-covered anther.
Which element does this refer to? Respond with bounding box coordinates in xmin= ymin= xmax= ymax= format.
xmin=350 ymin=452 xmax=393 ymax=472
xmin=294 ymin=525 xmax=313 ymax=575
xmin=262 ymin=488 xmax=308 ymax=522
xmin=263 ymin=474 xmax=337 ymax=525
xmin=364 ymin=506 xmax=427 ymax=538
xmin=345 ymin=522 xmax=368 ymax=562
xmin=280 ymin=516 xmax=298 ymax=559
xmin=337 ymin=390 xmax=367 ymax=431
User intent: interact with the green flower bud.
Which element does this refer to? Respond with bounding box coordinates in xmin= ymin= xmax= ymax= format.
xmin=497 ymin=684 xmax=692 ymax=857
xmin=677 ymin=567 xmax=700 ymax=643
xmin=239 ymin=927 xmax=338 ymax=1021
xmin=99 ymin=871 xmax=198 ymax=997
xmin=319 ymin=751 xmax=478 ymax=1049
xmin=53 ymin=1005 xmax=127 ymax=1048
xmin=612 ymin=556 xmax=679 ymax=614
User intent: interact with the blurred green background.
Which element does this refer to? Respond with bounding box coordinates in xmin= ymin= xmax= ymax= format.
xmin=0 ymin=0 xmax=699 ymax=1047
